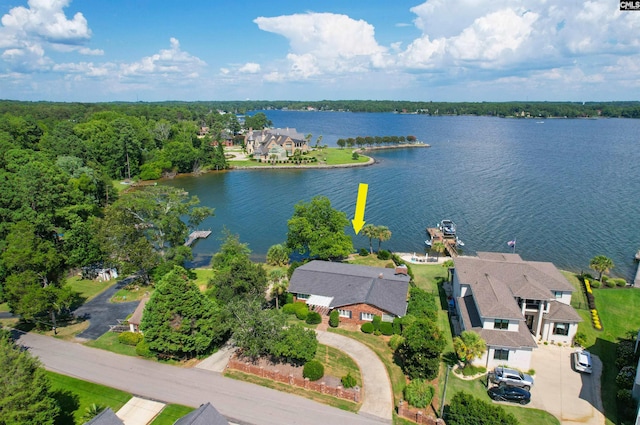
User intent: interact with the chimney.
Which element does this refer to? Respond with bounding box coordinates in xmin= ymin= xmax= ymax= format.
xmin=395 ymin=264 xmax=408 ymax=276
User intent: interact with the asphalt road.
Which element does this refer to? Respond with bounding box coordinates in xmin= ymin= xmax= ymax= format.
xmin=73 ymin=279 xmax=140 ymax=339
xmin=16 ymin=332 xmax=388 ymax=425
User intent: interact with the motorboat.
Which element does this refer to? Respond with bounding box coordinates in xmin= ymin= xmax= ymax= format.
xmin=456 ymin=237 xmax=465 ymax=247
xmin=424 ymin=239 xmax=432 ymax=247
xmin=438 ymin=219 xmax=456 ymax=237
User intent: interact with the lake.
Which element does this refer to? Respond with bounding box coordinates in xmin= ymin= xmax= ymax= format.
xmin=163 ymin=111 xmax=640 ymax=280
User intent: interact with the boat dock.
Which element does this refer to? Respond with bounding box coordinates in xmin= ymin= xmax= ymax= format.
xmin=635 ymin=250 xmax=640 ymax=286
xmin=184 ymin=230 xmax=212 ymax=247
xmin=426 ymin=228 xmax=459 ymax=258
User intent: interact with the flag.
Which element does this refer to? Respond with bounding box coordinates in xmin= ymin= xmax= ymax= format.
xmin=507 ymin=240 xmax=516 ymax=247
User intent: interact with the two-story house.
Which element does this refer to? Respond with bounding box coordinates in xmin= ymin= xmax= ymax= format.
xmin=244 ymin=128 xmax=309 ymax=161
xmin=452 ymin=252 xmax=582 ymax=370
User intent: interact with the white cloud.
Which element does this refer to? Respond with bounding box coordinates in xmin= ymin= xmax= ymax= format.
xmin=119 ymin=38 xmax=206 ymax=79
xmin=238 ymin=62 xmax=260 ymax=73
xmin=254 ymin=12 xmax=389 ymax=79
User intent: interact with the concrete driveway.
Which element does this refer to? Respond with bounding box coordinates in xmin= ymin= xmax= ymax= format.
xmin=529 ymin=344 xmax=605 ymax=425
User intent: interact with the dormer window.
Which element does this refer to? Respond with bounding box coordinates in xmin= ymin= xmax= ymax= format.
xmin=494 ymin=319 xmax=509 ymax=330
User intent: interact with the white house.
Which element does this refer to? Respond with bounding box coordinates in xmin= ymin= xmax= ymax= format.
xmin=452 ymin=252 xmax=582 ymax=371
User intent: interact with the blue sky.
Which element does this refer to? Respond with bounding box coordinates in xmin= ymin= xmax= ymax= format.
xmin=0 ymin=0 xmax=638 ymax=102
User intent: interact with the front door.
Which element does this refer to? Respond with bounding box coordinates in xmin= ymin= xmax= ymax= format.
xmin=525 ymin=315 xmax=534 ymax=333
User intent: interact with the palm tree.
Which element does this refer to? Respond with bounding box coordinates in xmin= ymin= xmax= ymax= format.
xmin=589 ymin=255 xmax=614 ymax=283
xmin=453 ymin=331 xmax=486 ymax=366
xmin=432 ymin=241 xmax=446 ymax=260
xmin=269 ymin=269 xmax=288 ymax=309
xmin=82 ymin=404 xmax=106 ymax=422
xmin=361 ymin=224 xmax=376 ymax=254
xmin=376 ymin=226 xmax=392 ymax=252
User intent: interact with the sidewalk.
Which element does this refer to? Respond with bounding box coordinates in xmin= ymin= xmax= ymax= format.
xmin=116 ymin=397 xmax=165 ymax=425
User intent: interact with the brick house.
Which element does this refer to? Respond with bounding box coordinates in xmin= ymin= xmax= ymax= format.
xmin=452 ymin=252 xmax=582 ymax=370
xmin=288 ymin=260 xmax=410 ymax=325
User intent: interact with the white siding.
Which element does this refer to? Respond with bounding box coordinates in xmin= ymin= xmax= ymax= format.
xmin=473 ymin=347 xmax=533 ymax=371
xmin=553 ymin=291 xmax=572 ymax=305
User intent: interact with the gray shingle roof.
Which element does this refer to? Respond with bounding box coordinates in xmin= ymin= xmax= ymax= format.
xmin=84 ymin=408 xmax=124 ymax=425
xmin=457 ymin=295 xmax=537 ymax=349
xmin=289 ymin=261 xmax=410 ymax=317
xmin=174 ymin=402 xmax=229 ymax=425
xmin=546 ymin=300 xmax=583 ymax=322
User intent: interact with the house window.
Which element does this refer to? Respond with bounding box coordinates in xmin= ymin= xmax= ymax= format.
xmin=494 ymin=349 xmax=509 ymax=361
xmin=297 ymin=293 xmax=309 ymax=300
xmin=494 ymin=319 xmax=509 ymax=330
xmin=554 ymin=291 xmax=563 ymax=299
xmin=338 ymin=309 xmax=352 ymax=319
xmin=360 ymin=312 xmax=374 ymax=321
xmin=553 ymin=322 xmax=570 ymax=336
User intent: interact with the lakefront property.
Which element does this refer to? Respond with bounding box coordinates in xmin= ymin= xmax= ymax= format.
xmin=452 ymin=252 xmax=582 ymax=371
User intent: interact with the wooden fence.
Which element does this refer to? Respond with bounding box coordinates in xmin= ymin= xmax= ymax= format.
xmin=227 ymin=357 xmax=360 ymax=402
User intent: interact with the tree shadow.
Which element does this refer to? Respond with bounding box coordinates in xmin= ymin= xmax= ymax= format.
xmin=50 ymin=388 xmax=79 ymax=425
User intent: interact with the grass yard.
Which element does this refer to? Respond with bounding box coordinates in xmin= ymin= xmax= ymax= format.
xmin=573 ymin=285 xmax=640 ymax=425
xmin=111 ymin=285 xmax=151 ymax=303
xmin=0 ymin=302 xmax=9 ymax=312
xmin=47 ymin=371 xmax=132 ymax=425
xmin=84 ymin=331 xmax=138 ymax=356
xmin=150 ymin=404 xmax=194 ymax=425
xmin=192 ymin=267 xmax=216 ymax=291
xmin=229 ymin=147 xmax=371 ymax=168
xmin=66 ymin=276 xmax=114 ymax=303
xmin=315 ymin=344 xmax=362 ymax=387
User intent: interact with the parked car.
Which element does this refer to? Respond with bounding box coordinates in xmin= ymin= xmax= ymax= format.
xmin=572 ymin=350 xmax=593 ymax=374
xmin=489 ymin=367 xmax=534 ymax=390
xmin=488 ymin=385 xmax=531 ymax=405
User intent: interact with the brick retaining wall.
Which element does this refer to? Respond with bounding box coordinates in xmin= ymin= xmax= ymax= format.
xmin=397 ymin=401 xmax=446 ymax=425
xmin=227 ymin=358 xmax=360 ymax=402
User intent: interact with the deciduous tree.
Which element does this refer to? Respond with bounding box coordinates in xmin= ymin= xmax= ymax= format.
xmin=285 ymin=196 xmax=353 ymax=261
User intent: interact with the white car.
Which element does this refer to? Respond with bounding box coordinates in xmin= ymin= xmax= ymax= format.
xmin=573 ymin=350 xmax=593 ymax=374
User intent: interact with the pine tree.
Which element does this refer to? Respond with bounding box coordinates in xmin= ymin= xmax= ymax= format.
xmin=140 ymin=266 xmax=229 ymax=358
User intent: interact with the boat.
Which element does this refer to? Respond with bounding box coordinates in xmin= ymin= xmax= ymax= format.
xmin=438 ymin=219 xmax=457 ymax=238
xmin=456 ymin=237 xmax=465 ymax=247
xmin=424 ymin=239 xmax=432 ymax=247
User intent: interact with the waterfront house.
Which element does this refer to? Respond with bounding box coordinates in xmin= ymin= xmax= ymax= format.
xmin=288 ymin=260 xmax=410 ymax=325
xmin=128 ymin=297 xmax=149 ymax=333
xmin=244 ymin=127 xmax=309 ymax=161
xmin=452 ymin=252 xmax=582 ymax=370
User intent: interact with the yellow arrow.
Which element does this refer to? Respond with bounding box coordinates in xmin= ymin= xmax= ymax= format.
xmin=352 ymin=183 xmax=368 ymax=234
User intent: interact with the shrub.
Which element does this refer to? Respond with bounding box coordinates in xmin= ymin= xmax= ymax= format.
xmin=388 ymin=334 xmax=405 ymax=351
xmin=135 ymin=339 xmax=153 ymax=358
xmin=385 ymin=263 xmax=395 ymax=268
xmin=461 ymin=364 xmax=486 ymax=376
xmin=118 ymin=331 xmax=143 ymax=346
xmin=329 ymin=310 xmax=340 ymax=328
xmin=615 ymin=340 xmax=638 ymax=369
xmin=303 ymin=360 xmax=324 ymax=381
xmin=341 ymin=372 xmax=357 ymax=389
xmin=605 ymin=280 xmax=616 ymax=288
xmin=372 ymin=315 xmax=381 ymax=331
xmin=295 ymin=308 xmax=309 ymax=321
xmin=282 ymin=303 xmax=297 ymax=315
xmin=590 ymin=280 xmax=601 ymax=289
xmin=285 ymin=293 xmax=294 ymax=304
xmin=305 ymin=311 xmax=322 ymax=325
xmin=377 ymin=250 xmax=391 ymax=260
xmin=361 ymin=322 xmax=374 ymax=333
xmin=359 ymin=248 xmax=369 ymax=256
xmin=612 ymin=278 xmax=627 ymax=287
xmin=447 ymin=392 xmax=518 ymax=425
xmin=403 ymin=379 xmax=435 ymax=408
xmin=616 ymin=366 xmax=636 ymax=389
xmin=380 ymin=322 xmax=394 ymax=336
xmin=392 ymin=317 xmax=402 ymax=335
xmin=574 ymin=332 xmax=587 ymax=348
xmin=352 ymin=152 xmax=360 ymax=160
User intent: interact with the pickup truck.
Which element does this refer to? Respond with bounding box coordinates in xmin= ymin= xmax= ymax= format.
xmin=489 ymin=367 xmax=534 ymax=390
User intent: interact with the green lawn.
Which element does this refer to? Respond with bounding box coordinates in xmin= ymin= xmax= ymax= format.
xmin=47 ymin=371 xmax=132 ymax=425
xmin=0 ymin=302 xmax=9 ymax=312
xmin=66 ymin=276 xmax=114 ymax=303
xmin=150 ymin=404 xmax=194 ymax=425
xmin=315 ymin=344 xmax=362 ymax=388
xmin=84 ymin=331 xmax=138 ymax=356
xmin=192 ymin=267 xmax=216 ymax=290
xmin=229 ymin=147 xmax=371 ymax=167
xmin=572 ymin=285 xmax=640 ymax=425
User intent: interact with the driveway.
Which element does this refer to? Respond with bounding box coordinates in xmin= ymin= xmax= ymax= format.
xmin=73 ymin=278 xmax=139 ymax=340
xmin=529 ymin=344 xmax=604 ymax=425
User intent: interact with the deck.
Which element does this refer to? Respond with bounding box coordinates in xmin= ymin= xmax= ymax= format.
xmin=426 ymin=227 xmax=459 ymax=258
xmin=184 ymin=230 xmax=212 ymax=247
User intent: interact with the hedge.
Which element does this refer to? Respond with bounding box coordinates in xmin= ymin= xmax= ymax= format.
xmin=329 ymin=310 xmax=340 ymax=328
xmin=403 ymin=379 xmax=435 ymax=408
xmin=118 ymin=331 xmax=143 ymax=346
xmin=379 ymin=321 xmax=394 ymax=336
xmin=305 ymin=311 xmax=322 ymax=325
